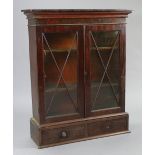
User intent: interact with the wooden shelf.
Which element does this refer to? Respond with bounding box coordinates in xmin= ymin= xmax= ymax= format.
xmin=45 ymin=84 xmax=77 ymax=93
xmin=43 ymin=47 xmax=118 ymax=54
xmin=91 ymin=47 xmax=118 ymax=51
xmin=44 ymin=49 xmax=77 ymax=54
xmin=45 ymin=83 xmax=118 ymax=93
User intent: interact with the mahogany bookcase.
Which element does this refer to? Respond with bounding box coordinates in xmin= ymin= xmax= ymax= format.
xmin=22 ymin=9 xmax=132 ymax=148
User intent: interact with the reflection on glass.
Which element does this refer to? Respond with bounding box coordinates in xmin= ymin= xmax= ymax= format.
xmin=90 ymin=31 xmax=120 ymax=111
xmin=43 ymin=32 xmax=78 ymax=117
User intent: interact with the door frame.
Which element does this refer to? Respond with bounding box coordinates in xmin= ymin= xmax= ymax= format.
xmin=84 ymin=24 xmax=126 ymax=117
xmin=36 ymin=25 xmax=85 ymax=124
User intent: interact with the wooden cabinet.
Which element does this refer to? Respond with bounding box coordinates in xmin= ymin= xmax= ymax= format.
xmin=22 ymin=9 xmax=132 ymax=148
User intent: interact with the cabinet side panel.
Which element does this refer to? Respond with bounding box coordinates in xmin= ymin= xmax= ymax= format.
xmin=28 ymin=26 xmax=40 ymax=122
xmin=119 ymin=25 xmax=126 ymax=111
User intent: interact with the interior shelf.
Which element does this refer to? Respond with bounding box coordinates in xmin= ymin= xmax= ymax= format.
xmin=45 ymin=82 xmax=118 ymax=93
xmin=43 ymin=47 xmax=118 ymax=54
xmin=91 ymin=47 xmax=118 ymax=51
xmin=43 ymin=49 xmax=77 ymax=53
xmin=45 ymin=83 xmax=77 ymax=93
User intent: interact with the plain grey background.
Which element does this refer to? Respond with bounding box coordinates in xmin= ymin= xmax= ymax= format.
xmin=14 ymin=0 xmax=142 ymax=155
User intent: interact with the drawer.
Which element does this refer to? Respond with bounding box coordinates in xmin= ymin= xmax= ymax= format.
xmin=41 ymin=124 xmax=86 ymax=145
xmin=87 ymin=116 xmax=128 ymax=137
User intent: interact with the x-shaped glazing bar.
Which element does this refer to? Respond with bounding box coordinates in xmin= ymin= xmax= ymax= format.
xmin=42 ymin=33 xmax=78 ymax=114
xmin=90 ymin=32 xmax=119 ymax=108
xmin=90 ymin=32 xmax=119 ymax=105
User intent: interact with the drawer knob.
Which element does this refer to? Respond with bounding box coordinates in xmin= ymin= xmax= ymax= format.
xmin=61 ymin=131 xmax=67 ymax=138
xmin=84 ymin=71 xmax=87 ymax=76
xmin=106 ymin=125 xmax=110 ymax=129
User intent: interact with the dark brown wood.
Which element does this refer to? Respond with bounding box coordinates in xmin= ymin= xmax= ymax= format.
xmin=22 ymin=9 xmax=131 ymax=148
xmin=120 ymin=25 xmax=126 ymax=112
xmin=41 ymin=123 xmax=86 ymax=146
xmin=87 ymin=114 xmax=128 ymax=137
xmin=85 ymin=24 xmax=126 ymax=117
xmin=35 ymin=25 xmax=85 ymax=124
xmin=22 ymin=9 xmax=132 ymax=20
xmin=30 ymin=112 xmax=129 ymax=148
xmin=28 ymin=26 xmax=40 ymax=122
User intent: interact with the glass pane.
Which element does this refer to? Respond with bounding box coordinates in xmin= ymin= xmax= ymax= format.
xmin=43 ymin=32 xmax=78 ymax=117
xmin=90 ymin=31 xmax=119 ymax=111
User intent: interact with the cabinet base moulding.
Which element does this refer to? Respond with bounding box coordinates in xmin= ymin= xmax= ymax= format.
xmin=30 ymin=112 xmax=130 ymax=148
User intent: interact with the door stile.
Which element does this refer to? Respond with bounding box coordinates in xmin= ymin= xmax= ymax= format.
xmin=77 ymin=26 xmax=85 ymax=117
xmin=84 ymin=27 xmax=91 ymax=117
xmin=119 ymin=24 xmax=126 ymax=112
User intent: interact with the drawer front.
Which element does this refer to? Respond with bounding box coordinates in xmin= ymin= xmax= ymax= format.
xmin=87 ymin=116 xmax=128 ymax=137
xmin=41 ymin=124 xmax=85 ymax=145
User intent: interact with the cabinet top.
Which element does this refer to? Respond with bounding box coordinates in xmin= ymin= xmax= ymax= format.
xmin=22 ymin=9 xmax=132 ymax=13
xmin=22 ymin=9 xmax=132 ymax=19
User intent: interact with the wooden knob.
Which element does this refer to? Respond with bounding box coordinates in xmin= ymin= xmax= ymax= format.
xmin=106 ymin=125 xmax=110 ymax=129
xmin=84 ymin=71 xmax=87 ymax=76
xmin=61 ymin=131 xmax=67 ymax=138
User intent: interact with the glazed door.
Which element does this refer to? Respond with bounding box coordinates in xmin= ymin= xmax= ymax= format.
xmin=41 ymin=26 xmax=84 ymax=122
xmin=85 ymin=25 xmax=125 ymax=117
